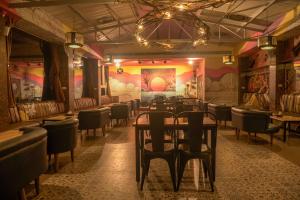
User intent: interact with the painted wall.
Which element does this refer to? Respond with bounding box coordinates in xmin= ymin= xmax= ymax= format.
xmin=9 ymin=62 xmax=43 ymax=101
xmin=109 ymin=64 xmax=195 ymax=102
xmin=74 ymin=68 xmax=83 ymax=99
xmin=205 ymin=56 xmax=238 ymax=105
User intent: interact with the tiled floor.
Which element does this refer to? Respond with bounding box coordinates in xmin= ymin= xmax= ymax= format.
xmin=27 ymin=122 xmax=300 ymax=200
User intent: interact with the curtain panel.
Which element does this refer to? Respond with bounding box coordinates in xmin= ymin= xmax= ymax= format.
xmin=82 ymin=58 xmax=97 ymax=98
xmin=41 ymin=41 xmax=65 ymax=102
xmin=6 ymin=28 xmax=15 ymax=107
xmin=104 ymin=65 xmax=111 ymax=96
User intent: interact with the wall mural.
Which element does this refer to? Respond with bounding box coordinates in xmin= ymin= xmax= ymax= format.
xmin=9 ymin=63 xmax=44 ymax=101
xmin=109 ymin=65 xmax=193 ymax=102
xmin=74 ymin=68 xmax=83 ymax=99
xmin=141 ymin=68 xmax=176 ymax=102
xmin=205 ymin=66 xmax=238 ymax=105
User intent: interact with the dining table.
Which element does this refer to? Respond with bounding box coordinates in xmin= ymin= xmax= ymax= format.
xmin=132 ymin=116 xmax=218 ymax=182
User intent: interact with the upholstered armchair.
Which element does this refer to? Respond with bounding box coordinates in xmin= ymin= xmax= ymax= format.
xmin=0 ymin=127 xmax=47 ymax=199
xmin=208 ymin=103 xmax=232 ymax=127
xmin=78 ymin=108 xmax=110 ymax=137
xmin=110 ymin=104 xmax=129 ymax=126
xmin=231 ymin=107 xmax=280 ymax=145
xmin=43 ymin=119 xmax=77 ymax=171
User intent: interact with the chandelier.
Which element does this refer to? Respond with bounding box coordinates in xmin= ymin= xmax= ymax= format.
xmin=135 ymin=1 xmax=232 ymax=49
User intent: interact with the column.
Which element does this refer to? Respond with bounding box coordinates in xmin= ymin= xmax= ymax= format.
xmin=0 ymin=17 xmax=10 ymax=129
xmin=59 ymin=47 xmax=75 ymax=112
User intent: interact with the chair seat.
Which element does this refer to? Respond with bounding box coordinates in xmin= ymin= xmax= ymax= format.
xmin=265 ymin=123 xmax=280 ymax=133
xmin=144 ymin=143 xmax=175 ymax=152
xmin=178 ymin=142 xmax=210 ymax=153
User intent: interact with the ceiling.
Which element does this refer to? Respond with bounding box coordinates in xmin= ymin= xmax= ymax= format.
xmin=8 ymin=0 xmax=300 ymax=57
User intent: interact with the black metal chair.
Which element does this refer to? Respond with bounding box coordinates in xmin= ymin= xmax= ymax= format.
xmin=175 ymin=111 xmax=215 ymax=192
xmin=137 ymin=111 xmax=177 ymax=191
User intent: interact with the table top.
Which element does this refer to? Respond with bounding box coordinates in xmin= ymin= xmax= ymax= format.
xmin=43 ymin=115 xmax=72 ymax=122
xmin=133 ymin=116 xmax=216 ymax=128
xmin=271 ymin=115 xmax=300 ymax=122
xmin=0 ymin=130 xmax=23 ymax=143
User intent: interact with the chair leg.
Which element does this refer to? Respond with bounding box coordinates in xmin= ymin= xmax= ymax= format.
xmin=71 ymin=150 xmax=74 ymax=162
xmin=18 ymin=188 xmax=27 ymax=200
xmin=254 ymin=132 xmax=257 ymax=142
xmin=167 ymin=157 xmax=177 ymax=192
xmin=248 ymin=132 xmax=251 ymax=143
xmin=225 ymin=120 xmax=227 ymax=127
xmin=34 ymin=177 xmax=40 ymax=195
xmin=54 ymin=153 xmax=59 ymax=172
xmin=140 ymin=157 xmax=149 ymax=190
xmin=86 ymin=129 xmax=89 ymax=136
xmin=203 ymin=159 xmax=214 ymax=192
xmin=202 ymin=159 xmax=208 ymax=178
xmin=177 ymin=154 xmax=188 ymax=191
xmin=102 ymin=127 xmax=106 ymax=136
xmin=237 ymin=129 xmax=240 ymax=140
xmin=270 ymin=133 xmax=274 ymax=146
xmin=93 ymin=129 xmax=96 ymax=138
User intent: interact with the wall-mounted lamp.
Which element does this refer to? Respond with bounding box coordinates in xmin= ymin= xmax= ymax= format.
xmin=223 ymin=55 xmax=235 ymax=65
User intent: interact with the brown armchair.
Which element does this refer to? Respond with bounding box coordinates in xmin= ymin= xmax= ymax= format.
xmin=208 ymin=103 xmax=232 ymax=127
xmin=110 ymin=104 xmax=129 ymax=126
xmin=231 ymin=107 xmax=280 ymax=145
xmin=43 ymin=119 xmax=77 ymax=171
xmin=78 ymin=108 xmax=110 ymax=137
xmin=0 ymin=127 xmax=47 ymax=199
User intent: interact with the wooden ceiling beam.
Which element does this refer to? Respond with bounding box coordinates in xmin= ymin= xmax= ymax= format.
xmin=9 ymin=0 xmax=121 ymax=8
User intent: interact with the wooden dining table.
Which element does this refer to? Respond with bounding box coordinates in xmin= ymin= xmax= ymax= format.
xmin=132 ymin=116 xmax=218 ymax=182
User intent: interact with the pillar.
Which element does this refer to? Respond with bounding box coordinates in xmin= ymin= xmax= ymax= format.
xmin=59 ymin=47 xmax=75 ymax=112
xmin=0 ymin=17 xmax=10 ymax=129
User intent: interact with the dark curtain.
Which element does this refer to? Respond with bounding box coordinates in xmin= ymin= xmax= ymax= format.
xmin=41 ymin=41 xmax=65 ymax=102
xmin=82 ymin=58 xmax=97 ymax=98
xmin=6 ymin=27 xmax=15 ymax=107
xmin=104 ymin=65 xmax=111 ymax=96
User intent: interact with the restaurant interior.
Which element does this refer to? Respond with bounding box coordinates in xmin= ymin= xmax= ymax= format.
xmin=1 ymin=0 xmax=300 ymax=199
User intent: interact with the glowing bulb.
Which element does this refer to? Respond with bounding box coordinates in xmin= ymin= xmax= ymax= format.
xmin=138 ymin=24 xmax=143 ymax=30
xmin=136 ymin=36 xmax=142 ymax=42
xmin=163 ymin=11 xmax=172 ymax=19
xmin=143 ymin=40 xmax=149 ymax=46
xmin=115 ymin=62 xmax=120 ymax=67
xmin=188 ymin=60 xmax=194 ymax=65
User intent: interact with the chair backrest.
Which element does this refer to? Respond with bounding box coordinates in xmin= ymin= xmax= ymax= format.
xmin=136 ymin=111 xmax=174 ymax=152
xmin=43 ymin=119 xmax=77 ymax=153
xmin=176 ymin=111 xmax=204 ymax=152
xmin=111 ymin=104 xmax=129 ymax=118
xmin=231 ymin=107 xmax=270 ymax=132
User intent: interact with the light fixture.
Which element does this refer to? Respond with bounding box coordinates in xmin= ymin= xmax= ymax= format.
xmin=104 ymin=55 xmax=112 ymax=64
xmin=135 ymin=8 xmax=209 ymax=49
xmin=115 ymin=62 xmax=121 ymax=68
xmin=257 ymin=35 xmax=277 ymax=50
xmin=117 ymin=67 xmax=124 ymax=74
xmin=188 ymin=60 xmax=194 ymax=65
xmin=65 ymin=32 xmax=84 ymax=48
xmin=223 ymin=55 xmax=235 ymax=65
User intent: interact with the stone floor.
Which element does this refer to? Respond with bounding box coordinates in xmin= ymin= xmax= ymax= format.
xmin=27 ymin=121 xmax=300 ymax=200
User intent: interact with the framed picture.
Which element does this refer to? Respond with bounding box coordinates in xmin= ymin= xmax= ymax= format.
xmin=11 ymin=78 xmax=21 ymax=100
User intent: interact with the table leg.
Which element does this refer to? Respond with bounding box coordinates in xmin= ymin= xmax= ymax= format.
xmin=210 ymin=127 xmax=217 ymax=181
xmin=135 ymin=127 xmax=140 ymax=182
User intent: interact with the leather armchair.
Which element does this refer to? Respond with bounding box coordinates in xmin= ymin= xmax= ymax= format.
xmin=78 ymin=108 xmax=110 ymax=137
xmin=0 ymin=127 xmax=47 ymax=199
xmin=43 ymin=119 xmax=77 ymax=171
xmin=208 ymin=103 xmax=232 ymax=127
xmin=231 ymin=107 xmax=280 ymax=145
xmin=110 ymin=104 xmax=129 ymax=126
